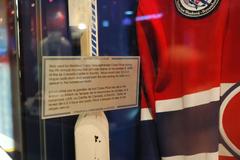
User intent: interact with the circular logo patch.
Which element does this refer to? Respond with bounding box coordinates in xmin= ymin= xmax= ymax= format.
xmin=175 ymin=0 xmax=220 ymax=18
xmin=220 ymin=83 xmax=240 ymax=157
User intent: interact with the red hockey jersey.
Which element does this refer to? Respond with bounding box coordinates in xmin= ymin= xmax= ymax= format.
xmin=137 ymin=0 xmax=240 ymax=159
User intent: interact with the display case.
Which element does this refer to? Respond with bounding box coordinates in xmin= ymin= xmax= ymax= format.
xmin=17 ymin=0 xmax=139 ymax=160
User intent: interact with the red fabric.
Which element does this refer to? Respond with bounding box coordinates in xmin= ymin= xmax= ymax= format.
xmin=137 ymin=0 xmax=240 ymax=159
xmin=222 ymin=92 xmax=240 ymax=150
xmin=219 ymin=156 xmax=237 ymax=160
xmin=221 ymin=1 xmax=240 ymax=83
xmin=137 ymin=0 xmax=230 ymax=111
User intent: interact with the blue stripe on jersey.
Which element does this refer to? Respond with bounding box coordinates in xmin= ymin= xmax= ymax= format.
xmin=139 ymin=120 xmax=160 ymax=160
xmin=156 ymin=102 xmax=219 ymax=157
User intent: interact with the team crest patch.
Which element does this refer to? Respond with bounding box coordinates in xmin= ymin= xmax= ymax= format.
xmin=175 ymin=0 xmax=220 ymax=18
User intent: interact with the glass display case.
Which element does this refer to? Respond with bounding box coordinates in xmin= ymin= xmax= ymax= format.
xmin=17 ymin=0 xmax=139 ymax=160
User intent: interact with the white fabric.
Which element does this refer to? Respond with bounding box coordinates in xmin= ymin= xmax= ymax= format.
xmin=162 ymin=152 xmax=218 ymax=160
xmin=156 ymin=87 xmax=220 ymax=113
xmin=218 ymin=144 xmax=233 ymax=157
xmin=141 ymin=108 xmax=153 ymax=121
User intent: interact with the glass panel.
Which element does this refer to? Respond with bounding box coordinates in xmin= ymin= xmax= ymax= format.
xmin=0 ymin=0 xmax=21 ymax=159
xmin=18 ymin=0 xmax=139 ymax=160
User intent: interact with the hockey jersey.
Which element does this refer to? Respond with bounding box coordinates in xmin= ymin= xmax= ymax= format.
xmin=137 ymin=0 xmax=240 ymax=159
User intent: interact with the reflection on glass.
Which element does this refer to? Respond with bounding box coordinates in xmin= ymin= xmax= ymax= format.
xmin=0 ymin=1 xmax=8 ymax=56
xmin=42 ymin=31 xmax=71 ymax=56
xmin=43 ymin=6 xmax=71 ymax=56
xmin=0 ymin=63 xmax=14 ymax=152
xmin=0 ymin=28 xmax=8 ymax=55
xmin=0 ymin=0 xmax=14 ymax=154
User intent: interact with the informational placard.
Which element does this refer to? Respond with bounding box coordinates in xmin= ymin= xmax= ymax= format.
xmin=42 ymin=56 xmax=140 ymax=119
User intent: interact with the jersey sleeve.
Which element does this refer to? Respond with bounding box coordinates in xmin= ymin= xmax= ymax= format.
xmin=136 ymin=0 xmax=169 ymax=116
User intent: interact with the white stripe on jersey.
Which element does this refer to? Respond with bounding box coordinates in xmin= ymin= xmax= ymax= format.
xmin=141 ymin=108 xmax=153 ymax=121
xmin=220 ymin=83 xmax=235 ymax=96
xmin=218 ymin=144 xmax=233 ymax=157
xmin=156 ymin=87 xmax=220 ymax=113
xmin=162 ymin=152 xmax=218 ymax=160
